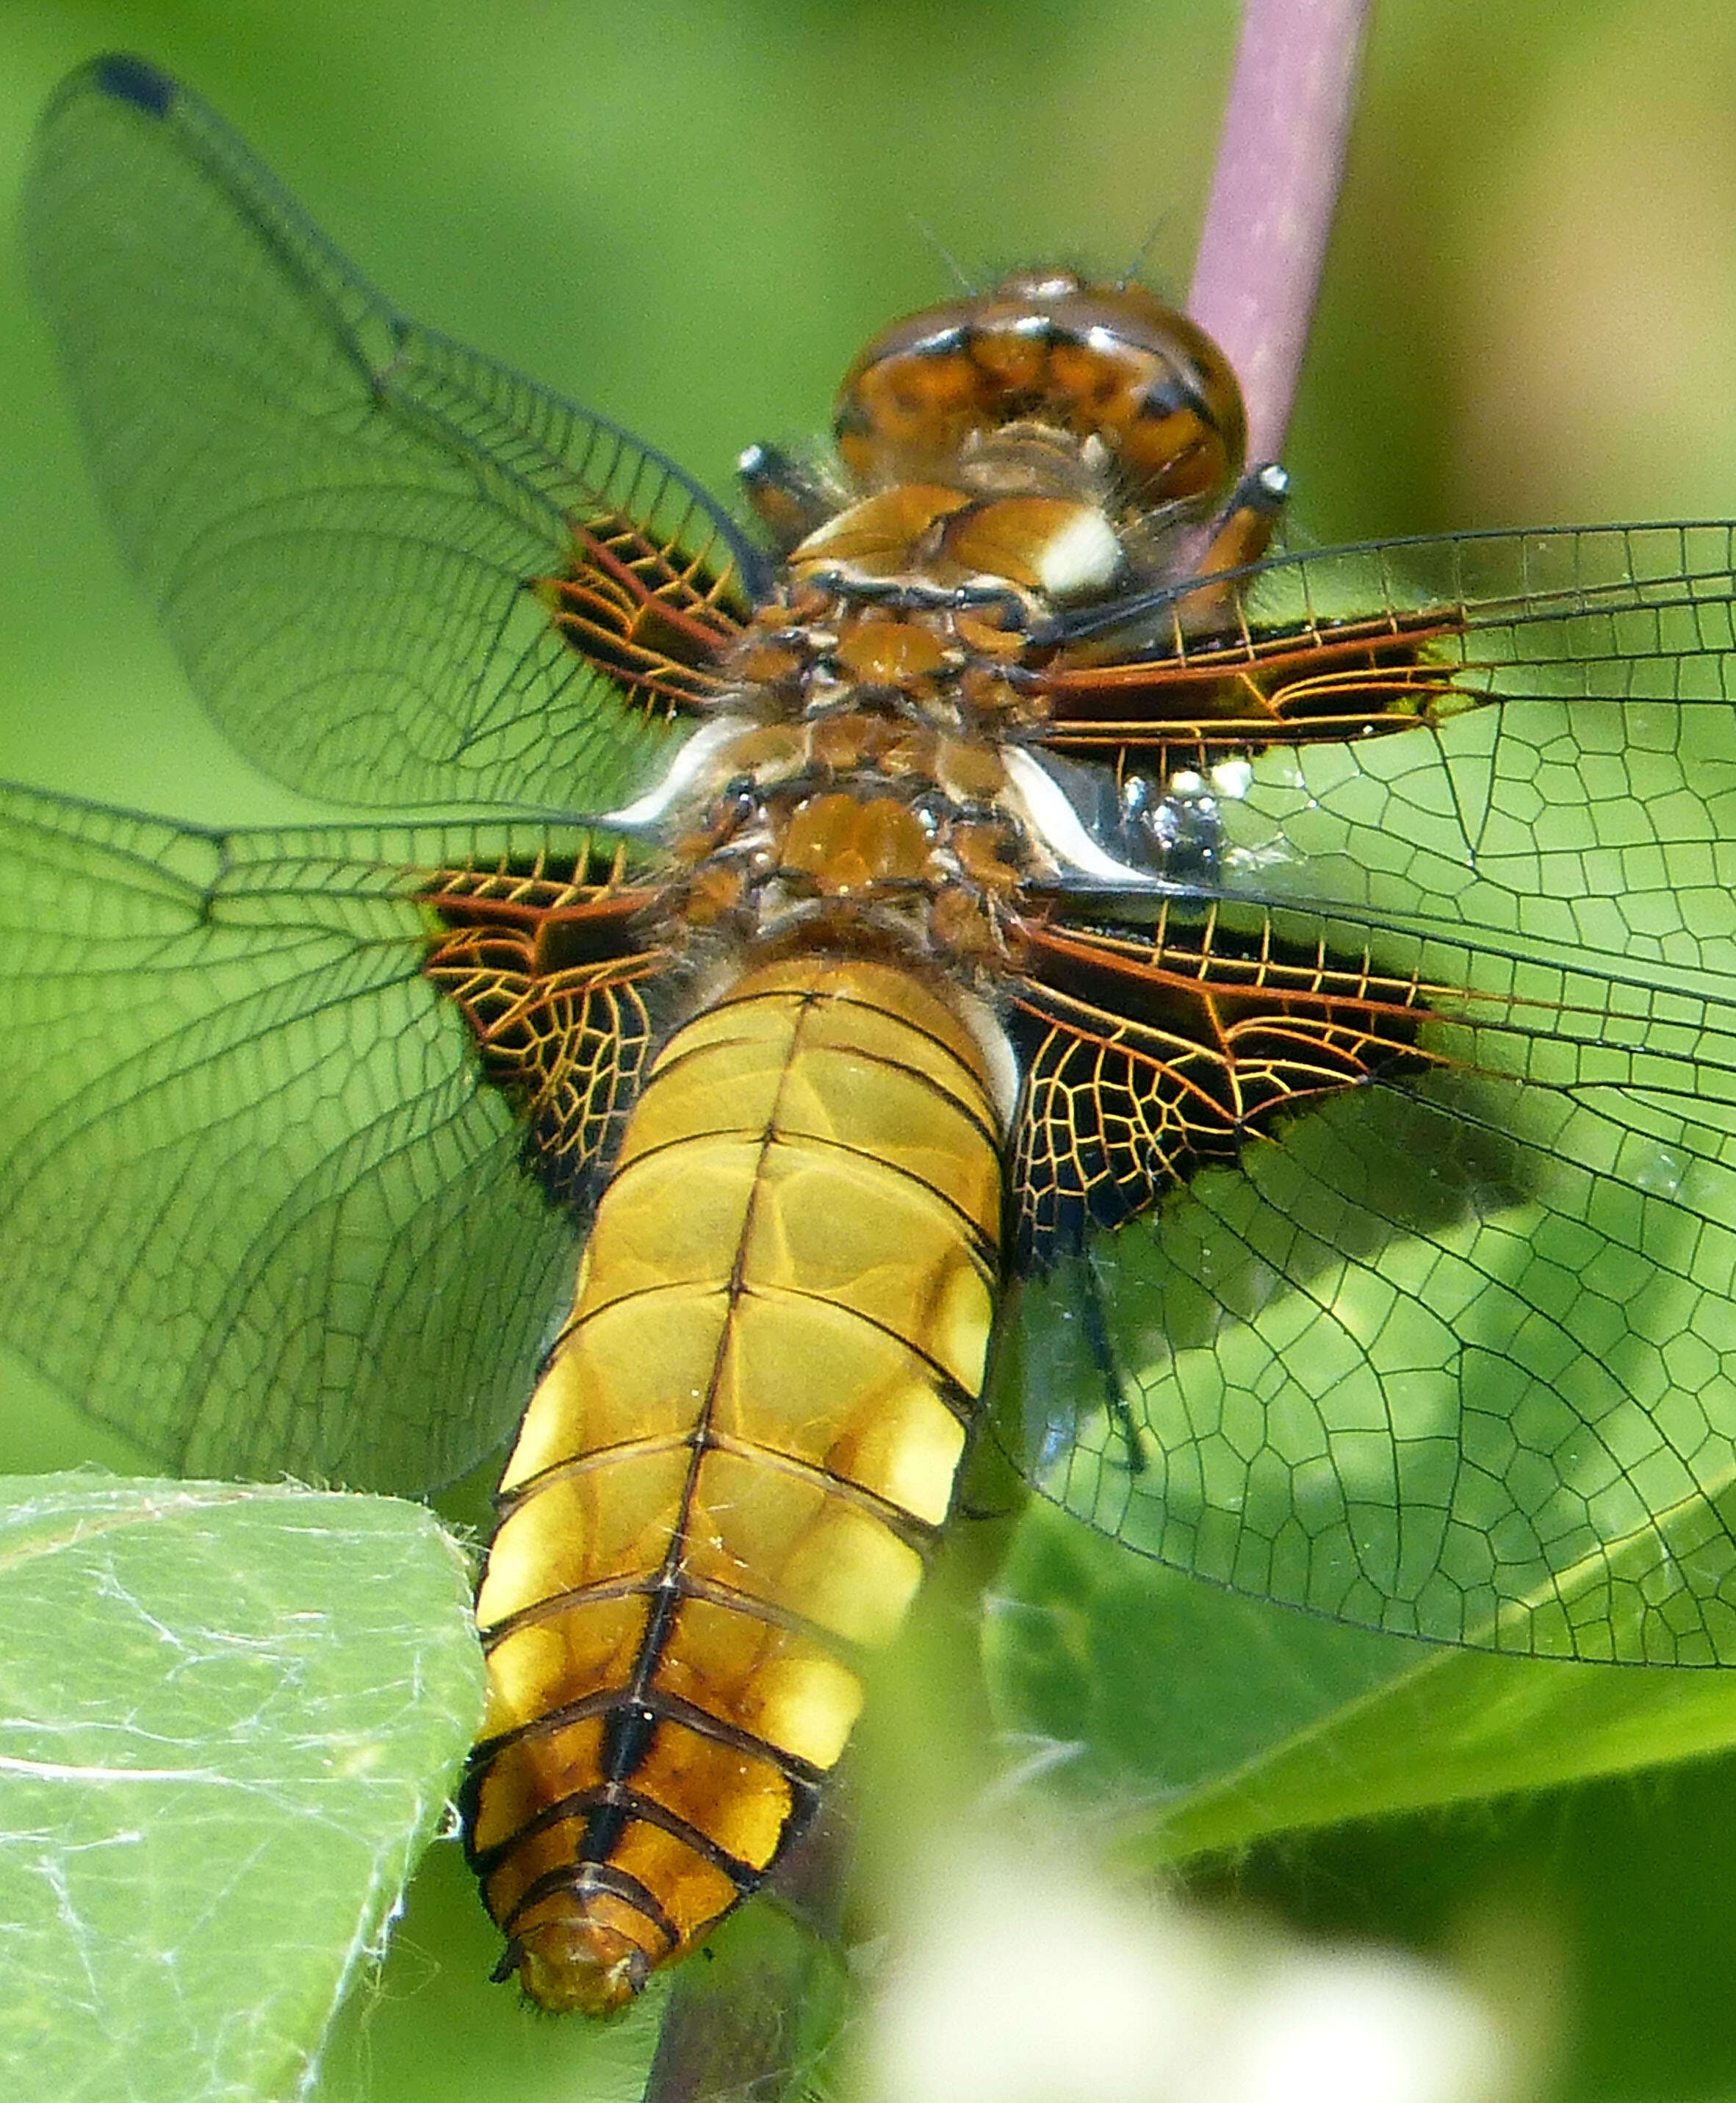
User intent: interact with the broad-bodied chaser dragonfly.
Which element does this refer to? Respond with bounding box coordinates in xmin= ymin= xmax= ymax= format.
xmin=7 ymin=52 xmax=1736 ymax=2013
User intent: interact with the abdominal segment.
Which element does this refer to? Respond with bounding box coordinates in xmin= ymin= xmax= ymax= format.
xmin=464 ymin=952 xmax=1004 ymax=2013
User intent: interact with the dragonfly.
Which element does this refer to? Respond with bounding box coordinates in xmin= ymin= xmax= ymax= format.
xmin=9 ymin=49 xmax=1736 ymax=2016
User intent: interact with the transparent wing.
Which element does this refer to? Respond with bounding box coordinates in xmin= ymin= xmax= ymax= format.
xmin=22 ymin=57 xmax=760 ymax=815
xmin=1037 ymin=522 xmax=1736 ymax=791
xmin=1003 ymin=664 xmax=1736 ymax=1665
xmin=0 ymin=781 xmax=642 ymax=1493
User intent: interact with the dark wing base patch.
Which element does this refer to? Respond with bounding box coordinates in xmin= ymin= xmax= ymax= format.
xmin=1008 ymin=905 xmax=1433 ymax=1262
xmin=421 ymin=858 xmax=675 ymax=1214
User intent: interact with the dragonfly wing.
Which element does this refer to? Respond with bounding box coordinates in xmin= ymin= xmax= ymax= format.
xmin=1005 ymin=942 xmax=1736 ymax=1664
xmin=1038 ymin=522 xmax=1736 ymax=802
xmin=23 ymin=57 xmax=757 ymax=816
xmin=1004 ymin=638 xmax=1736 ymax=1664
xmin=0 ymin=783 xmax=665 ymax=1492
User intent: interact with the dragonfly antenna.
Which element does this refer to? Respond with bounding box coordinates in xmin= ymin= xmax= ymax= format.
xmin=908 ymin=215 xmax=976 ymax=295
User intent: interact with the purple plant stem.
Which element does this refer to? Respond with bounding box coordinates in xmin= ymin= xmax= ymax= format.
xmin=1188 ymin=0 xmax=1374 ymax=467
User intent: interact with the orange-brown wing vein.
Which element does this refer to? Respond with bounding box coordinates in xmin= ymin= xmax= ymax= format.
xmin=1006 ymin=907 xmax=1439 ymax=1261
xmin=422 ymin=858 xmax=676 ymax=1210
xmin=533 ymin=509 xmax=748 ymax=717
xmin=1030 ymin=609 xmax=1470 ymax=770
xmin=1031 ymin=520 xmax=1736 ymax=777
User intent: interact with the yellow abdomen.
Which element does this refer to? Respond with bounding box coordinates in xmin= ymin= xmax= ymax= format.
xmin=464 ymin=952 xmax=1004 ymax=2011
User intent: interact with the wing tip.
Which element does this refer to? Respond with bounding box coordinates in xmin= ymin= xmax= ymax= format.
xmin=90 ymin=53 xmax=178 ymax=119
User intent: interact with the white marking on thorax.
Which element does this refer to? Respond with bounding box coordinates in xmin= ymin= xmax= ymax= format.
xmin=1001 ymin=748 xmax=1169 ymax=890
xmin=599 ymin=716 xmax=745 ymax=831
xmin=1031 ymin=508 xmax=1123 ymax=603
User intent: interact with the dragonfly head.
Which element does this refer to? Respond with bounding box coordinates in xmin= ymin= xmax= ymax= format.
xmin=830 ymin=268 xmax=1248 ymax=514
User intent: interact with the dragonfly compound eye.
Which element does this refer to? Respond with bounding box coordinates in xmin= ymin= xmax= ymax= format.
xmin=832 ymin=268 xmax=1247 ymax=509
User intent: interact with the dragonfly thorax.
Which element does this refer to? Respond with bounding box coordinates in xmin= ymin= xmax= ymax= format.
xmin=639 ymin=281 xmax=1272 ymax=964
xmin=637 ymin=572 xmax=1167 ymax=967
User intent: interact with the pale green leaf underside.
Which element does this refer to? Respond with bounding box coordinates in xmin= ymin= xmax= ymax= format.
xmin=0 ymin=1475 xmax=483 ymax=2103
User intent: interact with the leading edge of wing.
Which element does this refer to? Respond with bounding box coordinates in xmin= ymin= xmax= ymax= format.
xmin=60 ymin=54 xmax=773 ymax=601
xmin=1042 ymin=518 xmax=1736 ymax=677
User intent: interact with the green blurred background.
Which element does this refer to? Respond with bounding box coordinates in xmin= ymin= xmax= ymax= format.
xmin=3 ymin=1 xmax=1736 ymax=2098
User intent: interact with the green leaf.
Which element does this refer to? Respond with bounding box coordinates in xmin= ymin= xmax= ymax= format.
xmin=988 ymin=1505 xmax=1736 ymax=1870
xmin=0 ymin=1475 xmax=483 ymax=2102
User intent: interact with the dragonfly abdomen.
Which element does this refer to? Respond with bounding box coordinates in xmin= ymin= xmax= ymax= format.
xmin=464 ymin=951 xmax=1004 ymax=2012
